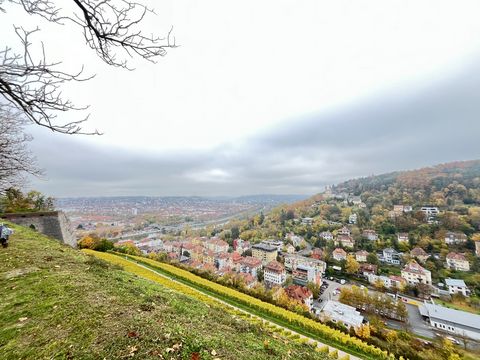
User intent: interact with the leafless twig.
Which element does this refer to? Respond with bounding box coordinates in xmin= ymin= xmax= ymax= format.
xmin=0 ymin=0 xmax=176 ymax=133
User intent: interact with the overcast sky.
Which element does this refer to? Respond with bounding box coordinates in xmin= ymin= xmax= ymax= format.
xmin=3 ymin=0 xmax=480 ymax=197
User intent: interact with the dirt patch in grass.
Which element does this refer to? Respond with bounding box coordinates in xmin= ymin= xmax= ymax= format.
xmin=2 ymin=266 xmax=40 ymax=280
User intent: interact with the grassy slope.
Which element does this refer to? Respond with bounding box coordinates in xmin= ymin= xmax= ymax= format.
xmin=0 ymin=224 xmax=329 ymax=360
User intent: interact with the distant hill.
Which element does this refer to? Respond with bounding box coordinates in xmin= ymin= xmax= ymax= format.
xmin=331 ymin=160 xmax=480 ymax=208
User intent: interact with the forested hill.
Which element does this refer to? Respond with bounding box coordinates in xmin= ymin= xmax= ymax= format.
xmin=216 ymin=160 xmax=480 ymax=245
xmin=331 ymin=160 xmax=480 ymax=207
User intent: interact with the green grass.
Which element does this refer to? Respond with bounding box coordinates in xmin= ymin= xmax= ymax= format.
xmin=435 ymin=299 xmax=480 ymax=315
xmin=0 ymin=223 xmax=331 ymax=360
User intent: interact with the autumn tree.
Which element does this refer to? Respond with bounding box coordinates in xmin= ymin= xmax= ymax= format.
xmin=345 ymin=254 xmax=360 ymax=274
xmin=355 ymin=324 xmax=371 ymax=339
xmin=0 ymin=188 xmax=54 ymax=213
xmin=306 ymin=281 xmax=321 ymax=299
xmin=78 ymin=234 xmax=114 ymax=251
xmin=78 ymin=235 xmax=97 ymax=249
xmin=367 ymin=252 xmax=379 ymax=265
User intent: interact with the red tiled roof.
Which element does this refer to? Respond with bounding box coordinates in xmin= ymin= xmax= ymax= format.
xmin=359 ymin=263 xmax=377 ymax=273
xmin=208 ymin=239 xmax=229 ymax=247
xmin=356 ymin=250 xmax=369 ymax=256
xmin=403 ymin=260 xmax=429 ymax=275
xmin=389 ymin=275 xmax=405 ymax=283
xmin=284 ymin=285 xmax=312 ymax=302
xmin=411 ymin=247 xmax=427 ymax=257
xmin=265 ymin=260 xmax=285 ymax=273
xmin=182 ymin=243 xmax=195 ymax=250
xmin=446 ymin=252 xmax=467 ymax=261
xmin=232 ymin=251 xmax=243 ymax=262
xmin=241 ymin=256 xmax=262 ymax=268
xmin=333 ymin=248 xmax=347 ymax=256
xmin=239 ymin=272 xmax=256 ymax=285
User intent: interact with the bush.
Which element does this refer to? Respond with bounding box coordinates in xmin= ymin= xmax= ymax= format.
xmin=78 ymin=236 xmax=114 ymax=252
xmin=95 ymin=239 xmax=114 ymax=252
xmin=317 ymin=345 xmax=329 ymax=353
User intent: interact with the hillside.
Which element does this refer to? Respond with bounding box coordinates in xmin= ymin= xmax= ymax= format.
xmin=219 ymin=160 xmax=480 ymax=242
xmin=214 ymin=160 xmax=480 ymax=301
xmin=332 ymin=160 xmax=480 ymax=207
xmin=0 ymin=224 xmax=330 ymax=360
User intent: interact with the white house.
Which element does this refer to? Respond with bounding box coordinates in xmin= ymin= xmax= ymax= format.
xmin=348 ymin=213 xmax=358 ymax=224
xmin=401 ymin=260 xmax=432 ymax=286
xmin=445 ymin=232 xmax=467 ymax=245
xmin=446 ymin=252 xmax=470 ymax=272
xmin=285 ymin=233 xmax=304 ymax=247
xmin=301 ymin=217 xmax=314 ymax=225
xmin=445 ymin=278 xmax=470 ymax=297
xmin=319 ymin=231 xmax=334 ymax=241
xmin=421 ymin=206 xmax=439 ymax=223
xmin=355 ymin=250 xmax=369 ymax=263
xmin=362 ymin=230 xmax=378 ymax=241
xmin=261 ymin=239 xmax=284 ymax=252
xmin=397 ymin=233 xmax=409 ymax=243
xmin=332 ymin=248 xmax=347 ymax=261
xmin=335 ymin=235 xmax=355 ymax=248
xmin=240 ymin=256 xmax=263 ymax=278
xmin=285 ymin=244 xmax=296 ymax=254
xmin=284 ymin=254 xmax=326 ymax=274
xmin=381 ymin=248 xmax=402 ymax=265
xmin=206 ymin=238 xmax=230 ymax=253
xmin=264 ymin=261 xmax=286 ymax=286
xmin=337 ymin=226 xmax=351 ymax=236
xmin=292 ymin=264 xmax=323 ymax=286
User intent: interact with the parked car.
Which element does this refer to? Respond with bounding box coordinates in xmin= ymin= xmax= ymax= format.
xmin=446 ymin=336 xmax=460 ymax=345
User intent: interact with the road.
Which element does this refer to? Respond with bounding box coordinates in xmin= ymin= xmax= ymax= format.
xmin=127 ymin=259 xmax=362 ymax=360
xmin=385 ymin=304 xmax=435 ymax=338
xmin=319 ymin=279 xmax=349 ymax=301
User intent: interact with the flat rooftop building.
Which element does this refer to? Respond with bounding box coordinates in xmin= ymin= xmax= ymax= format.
xmin=419 ymin=302 xmax=480 ymax=340
xmin=319 ymin=300 xmax=364 ymax=329
xmin=252 ymin=243 xmax=278 ymax=265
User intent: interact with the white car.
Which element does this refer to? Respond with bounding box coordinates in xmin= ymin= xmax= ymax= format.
xmin=446 ymin=336 xmax=460 ymax=345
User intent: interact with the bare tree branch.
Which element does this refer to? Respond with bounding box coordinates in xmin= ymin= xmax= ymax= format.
xmin=0 ymin=0 xmax=176 ymax=134
xmin=0 ymin=27 xmax=99 ymax=134
xmin=0 ymin=104 xmax=43 ymax=192
xmin=11 ymin=0 xmax=177 ymax=69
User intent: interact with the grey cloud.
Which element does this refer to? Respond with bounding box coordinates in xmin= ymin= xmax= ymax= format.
xmin=28 ymin=61 xmax=480 ymax=197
